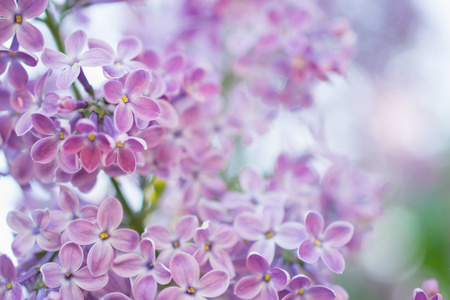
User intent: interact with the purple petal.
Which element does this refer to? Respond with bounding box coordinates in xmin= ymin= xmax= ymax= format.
xmin=59 ymin=242 xmax=83 ymax=272
xmin=234 ymin=213 xmax=263 ymax=240
xmin=262 ymin=204 xmax=284 ymax=230
xmin=80 ymin=142 xmax=101 ymax=173
xmin=155 ymin=99 xmax=179 ymax=128
xmin=16 ymin=21 xmax=44 ymax=52
xmin=12 ymin=233 xmax=35 ymax=258
xmin=31 ymin=137 xmax=59 ymax=164
xmin=41 ymin=48 xmax=71 ymax=69
xmin=57 ymin=65 xmax=80 ymax=89
xmin=0 ymin=20 xmax=15 ymax=45
xmin=271 ymin=267 xmax=289 ymax=290
xmin=98 ymin=197 xmax=123 ymax=232
xmin=163 ymin=53 xmax=185 ymax=74
xmin=130 ymin=96 xmax=161 ymax=121
xmin=73 ymin=266 xmax=109 ymax=291
xmin=175 ymin=215 xmax=198 ymax=242
xmin=209 ymin=250 xmax=235 ymax=278
xmin=96 ymin=133 xmax=114 ymax=153
xmin=41 ymin=262 xmax=63 ymax=288
xmin=170 ymin=252 xmax=199 ymax=288
xmin=8 ymin=60 xmax=28 ymax=89
xmin=103 ymin=64 xmax=126 ymax=78
xmin=305 ymin=211 xmax=324 ymax=238
xmin=289 ymin=275 xmax=311 ymax=291
xmin=103 ymin=293 xmax=132 ymax=300
xmin=33 ymin=208 xmax=51 ymax=228
xmin=298 ymin=240 xmax=320 ymax=264
xmin=117 ymin=37 xmax=142 ymax=61
xmin=0 ymin=0 xmax=15 ymax=17
xmin=112 ymin=253 xmax=144 ymax=277
xmin=321 ymin=247 xmax=345 ymax=274
xmin=79 ymin=48 xmax=114 ymax=67
xmin=6 ymin=210 xmax=33 ymax=232
xmin=249 ymin=240 xmax=275 ymax=265
xmin=36 ymin=230 xmax=61 ymax=251
xmin=132 ymin=274 xmax=157 ymax=300
xmin=76 ymin=119 xmax=97 ymax=133
xmin=117 ymin=147 xmax=136 ymax=173
xmin=306 ymin=286 xmax=336 ymax=300
xmin=260 ymin=286 xmax=278 ymax=300
xmin=59 ymin=281 xmax=83 ymax=300
xmin=413 ymin=289 xmax=428 ymax=300
xmin=275 ymin=222 xmax=307 ymax=250
xmin=0 ymin=255 xmax=16 ymax=282
xmin=140 ymin=238 xmax=156 ymax=262
xmin=62 ymin=135 xmax=85 ymax=154
xmin=136 ymin=127 xmax=162 ymax=149
xmin=234 ymin=275 xmax=263 ymax=299
xmin=155 ymin=287 xmax=185 ymax=300
xmin=20 ymin=0 xmax=48 ymax=19
xmin=109 ymin=228 xmax=139 ymax=252
xmin=58 ymin=185 xmax=79 ymax=214
xmin=65 ymin=30 xmax=87 ymax=58
xmin=14 ymin=110 xmax=33 ymax=136
xmin=88 ymin=38 xmax=114 ymax=55
xmin=126 ymin=136 xmax=148 ymax=151
xmin=16 ymin=50 xmax=38 ymax=66
xmin=197 ymin=270 xmax=229 ymax=298
xmin=31 ymin=113 xmax=57 ymax=135
xmin=10 ymin=88 xmax=35 ymax=112
xmin=247 ymin=253 xmax=269 ymax=275
xmin=66 ymin=219 xmax=99 ymax=245
xmin=125 ymin=69 xmax=150 ymax=95
xmin=103 ymin=80 xmax=123 ymax=104
xmin=239 ymin=166 xmax=265 ymax=193
xmin=142 ymin=225 xmax=172 ymax=249
xmin=323 ymin=221 xmax=354 ymax=248
xmin=87 ymin=241 xmax=115 ymax=276
xmin=114 ymin=102 xmax=133 ymax=133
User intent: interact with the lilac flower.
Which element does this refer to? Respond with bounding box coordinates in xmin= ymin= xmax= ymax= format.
xmin=112 ymin=238 xmax=171 ymax=284
xmin=103 ymin=274 xmax=158 ymax=300
xmin=234 ymin=204 xmax=306 ymax=263
xmin=7 ymin=208 xmax=61 ymax=258
xmin=103 ymin=69 xmax=161 ymax=132
xmin=297 ymin=211 xmax=354 ymax=274
xmin=234 ymin=252 xmax=290 ymax=300
xmin=183 ymin=66 xmax=221 ymax=102
xmin=88 ymin=36 xmax=145 ymax=78
xmin=0 ymin=255 xmax=22 ymax=300
xmin=413 ymin=289 xmax=443 ymax=300
xmin=41 ymin=242 xmax=108 ymax=300
xmin=282 ymin=274 xmax=336 ymax=300
xmin=66 ymin=197 xmax=140 ymax=276
xmin=156 ymin=252 xmax=229 ymax=300
xmin=62 ymin=118 xmax=115 ymax=173
xmin=142 ymin=215 xmax=199 ymax=265
xmin=42 ymin=30 xmax=114 ymax=89
xmin=193 ymin=221 xmax=239 ymax=278
xmin=0 ymin=45 xmax=38 ymax=89
xmin=0 ymin=0 xmax=47 ymax=52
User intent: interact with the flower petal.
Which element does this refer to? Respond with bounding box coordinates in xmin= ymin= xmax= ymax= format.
xmin=0 ymin=19 xmax=15 ymax=45
xmin=117 ymin=147 xmax=136 ymax=173
xmin=65 ymin=30 xmax=87 ymax=58
xmin=275 ymin=222 xmax=307 ymax=250
xmin=20 ymin=0 xmax=48 ymax=19
xmin=125 ymin=69 xmax=150 ymax=95
xmin=59 ymin=242 xmax=83 ymax=273
xmin=142 ymin=225 xmax=172 ymax=249
xmin=246 ymin=253 xmax=269 ymax=275
xmin=117 ymin=37 xmax=142 ymax=61
xmin=130 ymin=96 xmax=161 ymax=121
xmin=16 ymin=21 xmax=44 ymax=52
xmin=306 ymin=286 xmax=336 ymax=300
xmin=234 ymin=213 xmax=263 ymax=240
xmin=321 ymin=247 xmax=345 ymax=274
xmin=175 ymin=215 xmax=198 ymax=242
xmin=112 ymin=253 xmax=145 ymax=278
xmin=87 ymin=241 xmax=115 ymax=276
xmin=109 ymin=228 xmax=139 ymax=252
xmin=6 ymin=210 xmax=33 ymax=232
xmin=57 ymin=65 xmax=81 ymax=89
xmin=79 ymin=48 xmax=114 ymax=67
xmin=114 ymin=102 xmax=133 ymax=133
xmin=298 ymin=239 xmax=320 ymax=264
xmin=197 ymin=270 xmax=229 ymax=298
xmin=271 ymin=267 xmax=289 ymax=291
xmin=80 ymin=142 xmax=101 ymax=173
xmin=60 ymin=281 xmax=84 ymax=300
xmin=98 ymin=197 xmax=123 ymax=232
xmin=155 ymin=287 xmax=185 ymax=300
xmin=234 ymin=275 xmax=263 ymax=299
xmin=66 ymin=219 xmax=99 ymax=245
xmin=41 ymin=48 xmax=71 ymax=69
xmin=323 ymin=221 xmax=354 ymax=248
xmin=0 ymin=255 xmax=17 ymax=282
xmin=31 ymin=113 xmax=57 ymax=135
xmin=170 ymin=252 xmax=199 ymax=288
xmin=36 ymin=230 xmax=61 ymax=251
xmin=62 ymin=135 xmax=85 ymax=154
xmin=132 ymin=274 xmax=157 ymax=300
xmin=31 ymin=137 xmax=59 ymax=164
xmin=305 ymin=211 xmax=324 ymax=238
xmin=41 ymin=262 xmax=63 ymax=288
xmin=8 ymin=60 xmax=28 ymax=89
xmin=73 ymin=266 xmax=109 ymax=291
xmin=103 ymin=80 xmax=123 ymax=104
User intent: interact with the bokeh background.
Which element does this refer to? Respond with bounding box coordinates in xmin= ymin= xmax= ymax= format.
xmin=1 ymin=0 xmax=449 ymax=298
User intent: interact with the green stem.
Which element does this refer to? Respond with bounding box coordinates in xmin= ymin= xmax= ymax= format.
xmin=43 ymin=9 xmax=82 ymax=100
xmin=110 ymin=177 xmax=144 ymax=233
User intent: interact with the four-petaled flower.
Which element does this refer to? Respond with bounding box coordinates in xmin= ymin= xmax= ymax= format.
xmin=0 ymin=255 xmax=22 ymax=300
xmin=66 ymin=197 xmax=140 ymax=276
xmin=297 ymin=211 xmax=354 ymax=274
xmin=282 ymin=274 xmax=336 ymax=300
xmin=41 ymin=242 xmax=109 ymax=300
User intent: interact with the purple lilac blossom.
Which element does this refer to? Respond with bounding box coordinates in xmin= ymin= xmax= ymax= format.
xmin=0 ymin=255 xmax=22 ymax=300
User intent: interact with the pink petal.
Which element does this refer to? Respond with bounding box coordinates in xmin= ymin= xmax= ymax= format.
xmin=112 ymin=253 xmax=145 ymax=277
xmin=247 ymin=253 xmax=269 ymax=275
xmin=155 ymin=287 xmax=185 ymax=300
xmin=79 ymin=48 xmax=114 ymax=67
xmin=98 ymin=197 xmax=123 ymax=232
xmin=239 ymin=166 xmax=265 ymax=193
xmin=87 ymin=241 xmax=115 ymax=276
xmin=260 ymin=286 xmax=278 ymax=300
xmin=60 ymin=281 xmax=83 ymax=300
xmin=73 ymin=266 xmax=109 ymax=291
xmin=20 ymin=0 xmax=48 ymax=19
xmin=88 ymin=38 xmax=114 ymax=55
xmin=117 ymin=37 xmax=142 ymax=61
xmin=31 ymin=113 xmax=57 ymax=135
xmin=155 ymin=99 xmax=179 ymax=128
xmin=6 ymin=210 xmax=33 ymax=232
xmin=31 ymin=137 xmax=59 ymax=164
xmin=41 ymin=262 xmax=64 ymax=288
xmin=298 ymin=239 xmax=320 ymax=264
xmin=103 ymin=293 xmax=131 ymax=300
xmin=0 ymin=19 xmax=15 ymax=45
xmin=56 ymin=65 xmax=81 ymax=89
xmin=140 ymin=238 xmax=156 ymax=262
xmin=130 ymin=96 xmax=161 ymax=121
xmin=58 ymin=185 xmax=79 ymax=214
xmin=136 ymin=127 xmax=163 ymax=148
xmin=234 ymin=213 xmax=263 ymax=241
xmin=197 ymin=270 xmax=229 ymax=298
xmin=125 ymin=69 xmax=150 ymax=95
xmin=271 ymin=267 xmax=289 ymax=290
xmin=275 ymin=222 xmax=307 ymax=250
xmin=321 ymin=247 xmax=346 ymax=274
xmin=16 ymin=21 xmax=44 ymax=52
xmin=62 ymin=135 xmax=85 ymax=154
xmin=109 ymin=228 xmax=140 ymax=252
xmin=323 ymin=221 xmax=354 ymax=248
xmin=306 ymin=286 xmax=336 ymax=300
xmin=66 ymin=219 xmax=99 ymax=245
xmin=0 ymin=0 xmax=15 ymax=17
xmin=234 ymin=275 xmax=263 ymax=299
xmin=305 ymin=211 xmax=325 ymax=238
xmin=65 ymin=30 xmax=87 ymax=58
xmin=154 ymin=263 xmax=172 ymax=285
xmin=103 ymin=80 xmax=123 ymax=104
xmin=12 ymin=233 xmax=35 ymax=258
xmin=36 ymin=230 xmax=61 ymax=251
xmin=210 ymin=250 xmax=235 ymax=278
xmin=142 ymin=225 xmax=172 ymax=249
xmin=114 ymin=102 xmax=133 ymax=133
xmin=170 ymin=252 xmax=199 ymax=288
xmin=249 ymin=240 xmax=275 ymax=265
xmin=59 ymin=242 xmax=83 ymax=272
xmin=175 ymin=215 xmax=198 ymax=242
xmin=117 ymin=147 xmax=136 ymax=173
xmin=41 ymin=48 xmax=71 ymax=69
xmin=80 ymin=143 xmax=100 ymax=173
xmin=126 ymin=136 xmax=148 ymax=151
xmin=163 ymin=53 xmax=185 ymax=74
xmin=132 ymin=274 xmax=157 ymax=300
xmin=8 ymin=60 xmax=28 ymax=89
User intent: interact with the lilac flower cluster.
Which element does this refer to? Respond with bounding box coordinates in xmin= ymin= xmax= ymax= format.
xmin=0 ymin=0 xmax=441 ymax=299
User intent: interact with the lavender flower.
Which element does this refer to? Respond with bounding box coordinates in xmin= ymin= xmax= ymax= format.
xmin=0 ymin=255 xmax=22 ymax=300
xmin=282 ymin=274 xmax=336 ymax=300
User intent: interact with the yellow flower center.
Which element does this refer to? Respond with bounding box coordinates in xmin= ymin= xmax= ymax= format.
xmin=121 ymin=95 xmax=129 ymax=103
xmin=60 ymin=132 xmax=65 ymax=140
xmin=72 ymin=62 xmax=79 ymax=67
xmin=264 ymin=273 xmax=271 ymax=282
xmin=15 ymin=15 xmax=22 ymax=24
xmin=100 ymin=232 xmax=109 ymax=239
xmin=172 ymin=241 xmax=180 ymax=248
xmin=265 ymin=231 xmax=274 ymax=239
xmin=186 ymin=287 xmax=195 ymax=295
xmin=116 ymin=141 xmax=124 ymax=148
xmin=204 ymin=242 xmax=210 ymax=251
xmin=298 ymin=288 xmax=305 ymax=295
xmin=315 ymin=239 xmax=322 ymax=247
xmin=149 ymin=262 xmax=154 ymax=269
xmin=115 ymin=62 xmax=122 ymax=66
xmin=8 ymin=52 xmax=15 ymax=57
xmin=291 ymin=57 xmax=306 ymax=69
xmin=65 ymin=273 xmax=71 ymax=278
xmin=88 ymin=133 xmax=95 ymax=141
xmin=6 ymin=283 xmax=12 ymax=289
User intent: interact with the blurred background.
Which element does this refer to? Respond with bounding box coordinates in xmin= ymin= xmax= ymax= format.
xmin=1 ymin=0 xmax=449 ymax=298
